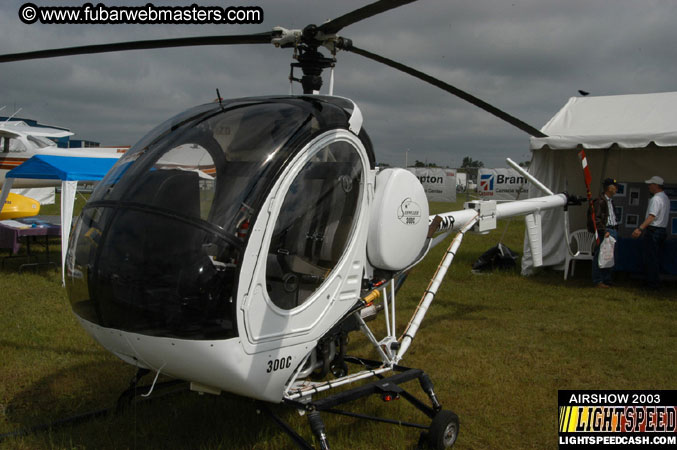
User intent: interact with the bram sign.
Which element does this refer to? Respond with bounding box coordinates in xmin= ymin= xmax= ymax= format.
xmin=478 ymin=168 xmax=529 ymax=200
xmin=407 ymin=167 xmax=456 ymax=202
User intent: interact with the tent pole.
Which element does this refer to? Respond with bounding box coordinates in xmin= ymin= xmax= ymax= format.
xmin=599 ymin=147 xmax=611 ymax=187
xmin=0 ymin=178 xmax=15 ymax=213
xmin=60 ymin=180 xmax=78 ymax=286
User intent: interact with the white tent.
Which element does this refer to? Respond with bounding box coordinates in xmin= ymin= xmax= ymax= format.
xmin=522 ymin=92 xmax=677 ymax=274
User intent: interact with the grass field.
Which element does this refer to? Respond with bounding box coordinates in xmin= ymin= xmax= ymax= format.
xmin=0 ymin=199 xmax=675 ymax=449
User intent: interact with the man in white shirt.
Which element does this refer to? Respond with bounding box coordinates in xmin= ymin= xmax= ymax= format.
xmin=631 ymin=176 xmax=669 ymax=289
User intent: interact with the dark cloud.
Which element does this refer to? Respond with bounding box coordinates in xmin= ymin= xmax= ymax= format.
xmin=1 ymin=0 xmax=675 ymax=167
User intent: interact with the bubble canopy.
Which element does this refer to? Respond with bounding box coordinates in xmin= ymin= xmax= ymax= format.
xmin=66 ymin=96 xmax=374 ymax=340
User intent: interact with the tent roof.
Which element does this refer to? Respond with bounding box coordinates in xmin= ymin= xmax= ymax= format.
xmin=7 ymin=154 xmax=117 ymax=181
xmin=530 ymin=91 xmax=677 ymax=150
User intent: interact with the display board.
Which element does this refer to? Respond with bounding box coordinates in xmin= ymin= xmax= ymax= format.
xmin=407 ymin=168 xmax=456 ymax=203
xmin=477 ymin=168 xmax=529 ymax=200
xmin=10 ymin=187 xmax=55 ymax=205
xmin=611 ymin=182 xmax=676 ymax=239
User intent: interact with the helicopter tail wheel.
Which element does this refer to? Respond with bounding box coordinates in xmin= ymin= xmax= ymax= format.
xmin=426 ymin=410 xmax=459 ymax=449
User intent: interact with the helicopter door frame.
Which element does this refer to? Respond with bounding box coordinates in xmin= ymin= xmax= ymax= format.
xmin=238 ymin=128 xmax=374 ymax=355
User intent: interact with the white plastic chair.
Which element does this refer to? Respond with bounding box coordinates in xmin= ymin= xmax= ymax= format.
xmin=563 ymin=229 xmax=596 ymax=280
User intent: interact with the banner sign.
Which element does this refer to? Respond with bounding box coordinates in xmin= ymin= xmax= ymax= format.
xmin=407 ymin=168 xmax=456 ymax=203
xmin=478 ymin=168 xmax=529 ymax=200
xmin=11 ymin=187 xmax=55 ymax=205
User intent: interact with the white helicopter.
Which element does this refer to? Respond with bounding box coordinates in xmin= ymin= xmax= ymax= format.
xmin=0 ymin=1 xmax=578 ymax=448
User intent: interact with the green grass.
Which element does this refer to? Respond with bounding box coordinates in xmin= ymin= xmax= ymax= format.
xmin=0 ymin=199 xmax=674 ymax=449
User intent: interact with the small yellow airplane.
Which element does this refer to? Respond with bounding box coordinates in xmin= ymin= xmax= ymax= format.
xmin=0 ymin=192 xmax=40 ymax=220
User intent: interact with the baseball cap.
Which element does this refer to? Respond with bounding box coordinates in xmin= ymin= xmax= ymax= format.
xmin=602 ymin=177 xmax=617 ymax=188
xmin=645 ymin=176 xmax=664 ymax=185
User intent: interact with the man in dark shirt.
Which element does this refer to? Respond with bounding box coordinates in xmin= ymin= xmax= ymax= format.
xmin=591 ymin=178 xmax=618 ymax=288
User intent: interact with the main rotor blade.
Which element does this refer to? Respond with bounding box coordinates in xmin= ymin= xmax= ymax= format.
xmin=0 ymin=32 xmax=272 ymax=63
xmin=345 ymin=44 xmax=547 ymax=138
xmin=318 ymin=0 xmax=418 ymax=35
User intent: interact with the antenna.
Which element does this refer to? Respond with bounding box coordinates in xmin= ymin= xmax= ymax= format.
xmin=328 ymin=65 xmax=335 ymax=96
xmin=215 ymin=89 xmax=224 ymax=111
xmin=4 ymin=107 xmax=22 ymax=122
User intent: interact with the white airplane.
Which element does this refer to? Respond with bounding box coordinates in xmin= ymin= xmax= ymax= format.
xmin=0 ymin=119 xmax=126 ymax=188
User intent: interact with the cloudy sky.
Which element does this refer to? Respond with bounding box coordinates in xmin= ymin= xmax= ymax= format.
xmin=1 ymin=0 xmax=676 ymax=168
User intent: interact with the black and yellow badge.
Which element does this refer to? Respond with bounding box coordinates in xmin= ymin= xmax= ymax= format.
xmin=559 ymin=390 xmax=676 ymax=448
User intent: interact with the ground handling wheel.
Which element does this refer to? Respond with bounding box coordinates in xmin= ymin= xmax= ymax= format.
xmin=426 ymin=410 xmax=459 ymax=449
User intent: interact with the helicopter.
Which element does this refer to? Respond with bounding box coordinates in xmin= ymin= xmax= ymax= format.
xmin=0 ymin=1 xmax=580 ymax=448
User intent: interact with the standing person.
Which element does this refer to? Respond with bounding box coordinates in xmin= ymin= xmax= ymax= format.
xmin=631 ymin=176 xmax=669 ymax=290
xmin=591 ymin=178 xmax=618 ymax=288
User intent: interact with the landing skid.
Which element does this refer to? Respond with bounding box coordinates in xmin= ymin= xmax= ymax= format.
xmin=266 ymin=357 xmax=459 ymax=450
xmin=0 ymin=368 xmax=189 ymax=444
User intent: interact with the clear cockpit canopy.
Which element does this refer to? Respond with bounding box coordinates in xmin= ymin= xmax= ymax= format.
xmin=66 ymin=96 xmax=373 ymax=340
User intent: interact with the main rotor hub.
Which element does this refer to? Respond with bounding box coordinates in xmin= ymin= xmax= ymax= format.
xmin=273 ymin=25 xmax=340 ymax=94
xmin=292 ymin=45 xmax=335 ymax=93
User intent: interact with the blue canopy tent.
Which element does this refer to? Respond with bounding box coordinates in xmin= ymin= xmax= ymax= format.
xmin=0 ymin=154 xmax=119 ymax=283
xmin=5 ymin=154 xmax=118 ymax=181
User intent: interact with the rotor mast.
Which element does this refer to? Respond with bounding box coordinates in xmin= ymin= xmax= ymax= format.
xmin=274 ymin=25 xmax=337 ymax=94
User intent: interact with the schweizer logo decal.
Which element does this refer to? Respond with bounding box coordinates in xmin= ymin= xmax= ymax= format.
xmin=398 ymin=197 xmax=422 ymax=225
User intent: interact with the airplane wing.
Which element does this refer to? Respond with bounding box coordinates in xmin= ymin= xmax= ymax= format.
xmin=0 ymin=128 xmax=22 ymax=140
xmin=0 ymin=121 xmax=74 ymax=138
